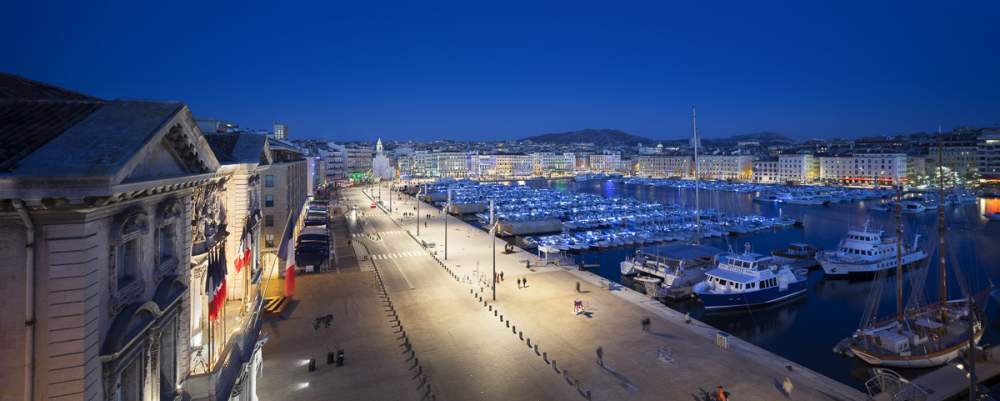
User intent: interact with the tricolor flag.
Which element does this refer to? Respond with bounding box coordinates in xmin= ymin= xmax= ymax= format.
xmin=206 ymin=246 xmax=227 ymax=321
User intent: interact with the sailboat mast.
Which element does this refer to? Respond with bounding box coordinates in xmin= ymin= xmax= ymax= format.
xmin=936 ymin=126 xmax=948 ymax=320
xmin=692 ymin=106 xmax=700 ymax=244
xmin=895 ymin=186 xmax=904 ymax=323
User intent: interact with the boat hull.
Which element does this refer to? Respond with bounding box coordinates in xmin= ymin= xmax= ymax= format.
xmin=818 ymin=250 xmax=926 ymax=277
xmin=849 ymin=329 xmax=984 ymax=368
xmin=694 ymin=280 xmax=807 ymax=310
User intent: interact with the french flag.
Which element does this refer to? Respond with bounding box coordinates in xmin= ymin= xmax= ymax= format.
xmin=206 ymin=246 xmax=227 ymax=321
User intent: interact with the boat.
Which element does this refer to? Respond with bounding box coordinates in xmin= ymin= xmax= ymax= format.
xmin=692 ymin=243 xmax=808 ymax=310
xmin=986 ymin=213 xmax=1000 ymax=222
xmin=771 ymin=242 xmax=818 ymax=260
xmin=816 ymin=219 xmax=927 ymax=277
xmin=835 ymin=175 xmax=983 ymax=368
xmin=899 ymin=200 xmax=926 ymax=213
xmin=753 ymin=192 xmax=783 ymax=203
xmin=620 ymin=244 xmax=718 ymax=300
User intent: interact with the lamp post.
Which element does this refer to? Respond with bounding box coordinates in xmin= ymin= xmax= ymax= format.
xmin=490 ymin=200 xmax=496 ymax=301
xmin=416 ymin=185 xmax=425 ymax=236
xmin=445 ymin=188 xmax=451 ymax=260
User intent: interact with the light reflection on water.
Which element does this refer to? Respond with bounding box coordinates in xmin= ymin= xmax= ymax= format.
xmin=526 ymin=178 xmax=1000 ymax=389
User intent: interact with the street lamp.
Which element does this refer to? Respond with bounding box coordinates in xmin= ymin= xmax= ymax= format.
xmin=416 ymin=184 xmax=426 ymax=236
xmin=489 ymin=199 xmax=496 ymax=301
xmin=445 ymin=188 xmax=451 ymax=260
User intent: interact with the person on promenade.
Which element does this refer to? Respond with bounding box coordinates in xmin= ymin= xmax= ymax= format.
xmin=500 ymin=271 xmax=504 ymax=281
xmin=595 ymin=346 xmax=604 ymax=367
xmin=517 ymin=278 xmax=522 ymax=288
xmin=522 ymin=277 xmax=528 ymax=288
xmin=641 ymin=317 xmax=651 ymax=333
xmin=715 ymin=385 xmax=728 ymax=401
xmin=576 ymin=281 xmax=581 ymax=293
xmin=782 ymin=376 xmax=794 ymax=397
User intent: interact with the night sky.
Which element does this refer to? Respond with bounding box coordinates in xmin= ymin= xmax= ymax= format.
xmin=4 ymin=1 xmax=998 ymax=141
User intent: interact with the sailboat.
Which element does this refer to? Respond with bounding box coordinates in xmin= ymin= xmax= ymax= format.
xmin=836 ymin=134 xmax=984 ymax=368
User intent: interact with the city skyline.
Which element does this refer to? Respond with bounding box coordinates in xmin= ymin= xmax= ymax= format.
xmin=4 ymin=1 xmax=999 ymax=141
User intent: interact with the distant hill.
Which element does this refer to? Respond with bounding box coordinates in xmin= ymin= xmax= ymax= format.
xmin=523 ymin=129 xmax=655 ymax=147
xmin=696 ymin=131 xmax=795 ymax=147
xmin=726 ymin=131 xmax=794 ymax=144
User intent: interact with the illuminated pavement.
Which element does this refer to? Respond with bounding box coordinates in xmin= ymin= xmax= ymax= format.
xmin=344 ymin=184 xmax=869 ymax=401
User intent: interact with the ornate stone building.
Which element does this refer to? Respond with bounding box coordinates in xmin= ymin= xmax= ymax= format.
xmin=0 ymin=74 xmax=266 ymax=401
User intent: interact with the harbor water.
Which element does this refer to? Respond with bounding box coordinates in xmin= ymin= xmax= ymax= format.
xmin=528 ymin=178 xmax=1000 ymax=390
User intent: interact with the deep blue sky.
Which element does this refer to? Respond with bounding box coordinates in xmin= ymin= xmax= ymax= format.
xmin=4 ymin=1 xmax=999 ymax=141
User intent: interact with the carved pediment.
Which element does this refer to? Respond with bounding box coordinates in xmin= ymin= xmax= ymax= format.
xmin=123 ymin=142 xmax=188 ymax=182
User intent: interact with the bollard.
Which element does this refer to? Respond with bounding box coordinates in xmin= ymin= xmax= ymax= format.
xmin=308 ymin=358 xmax=316 ymax=372
xmin=534 ymin=344 xmax=539 ymax=354
xmin=506 ymin=320 xmax=509 ymax=327
xmin=527 ymin=337 xmax=531 ymax=346
xmin=488 ymin=305 xmax=492 ymax=311
xmin=552 ymin=359 xmax=558 ymax=372
xmin=543 ymin=352 xmax=548 ymax=363
xmin=519 ymin=331 xmax=523 ymax=340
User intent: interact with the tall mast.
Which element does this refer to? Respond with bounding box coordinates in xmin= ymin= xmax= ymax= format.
xmin=691 ymin=106 xmax=701 ymax=244
xmin=895 ymin=186 xmax=904 ymax=323
xmin=936 ymin=126 xmax=948 ymax=321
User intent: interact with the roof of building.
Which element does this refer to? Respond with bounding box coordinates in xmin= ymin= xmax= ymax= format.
xmin=11 ymin=100 xmax=185 ymax=177
xmin=0 ymin=73 xmax=218 ymax=183
xmin=204 ymin=132 xmax=268 ymax=164
xmin=0 ymin=73 xmax=106 ymax=171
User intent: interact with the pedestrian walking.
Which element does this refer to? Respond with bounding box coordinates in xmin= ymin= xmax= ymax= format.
xmin=576 ymin=281 xmax=581 ymax=293
xmin=500 ymin=271 xmax=504 ymax=281
xmin=522 ymin=277 xmax=528 ymax=288
xmin=715 ymin=386 xmax=728 ymax=401
xmin=517 ymin=278 xmax=522 ymax=288
xmin=782 ymin=376 xmax=794 ymax=397
xmin=595 ymin=346 xmax=604 ymax=367
xmin=641 ymin=317 xmax=651 ymax=333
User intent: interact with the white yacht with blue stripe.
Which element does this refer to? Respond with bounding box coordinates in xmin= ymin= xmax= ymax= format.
xmin=693 ymin=243 xmax=808 ymax=310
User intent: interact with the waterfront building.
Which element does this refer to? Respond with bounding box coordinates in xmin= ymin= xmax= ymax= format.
xmin=927 ymin=131 xmax=979 ymax=178
xmin=589 ymin=152 xmax=622 ymax=173
xmin=697 ymin=155 xmax=753 ymax=180
xmin=979 ymin=129 xmax=1000 ymax=184
xmin=531 ymin=152 xmax=576 ymax=175
xmin=819 ymin=156 xmax=855 ymax=184
xmin=778 ymin=154 xmax=818 ymax=184
xmin=752 ymin=159 xmax=779 ymax=183
xmin=0 ymin=73 xmax=270 ymax=401
xmin=852 ymin=153 xmax=908 ymax=185
xmin=575 ymin=154 xmax=591 ymax=171
xmin=273 ymin=123 xmax=288 ymax=140
xmin=438 ymin=152 xmax=471 ymax=178
xmin=635 ymin=155 xmax=693 ymax=178
xmin=344 ymin=143 xmax=373 ymax=178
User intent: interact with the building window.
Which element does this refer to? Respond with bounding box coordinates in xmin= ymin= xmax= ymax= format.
xmin=265 ymin=195 xmax=274 ymax=207
xmin=118 ymin=237 xmax=140 ymax=289
xmin=265 ymin=215 xmax=274 ymax=227
xmin=265 ymin=234 xmax=275 ymax=247
xmin=117 ymin=354 xmax=144 ymax=401
xmin=265 ymin=175 xmax=274 ymax=187
xmin=158 ymin=223 xmax=175 ymax=265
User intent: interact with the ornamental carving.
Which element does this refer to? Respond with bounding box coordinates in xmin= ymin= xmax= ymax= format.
xmin=157 ymin=197 xmax=183 ymax=220
xmin=191 ymin=181 xmax=227 ymax=247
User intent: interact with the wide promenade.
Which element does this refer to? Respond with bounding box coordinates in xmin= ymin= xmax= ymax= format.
xmin=348 ymin=184 xmax=868 ymax=401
